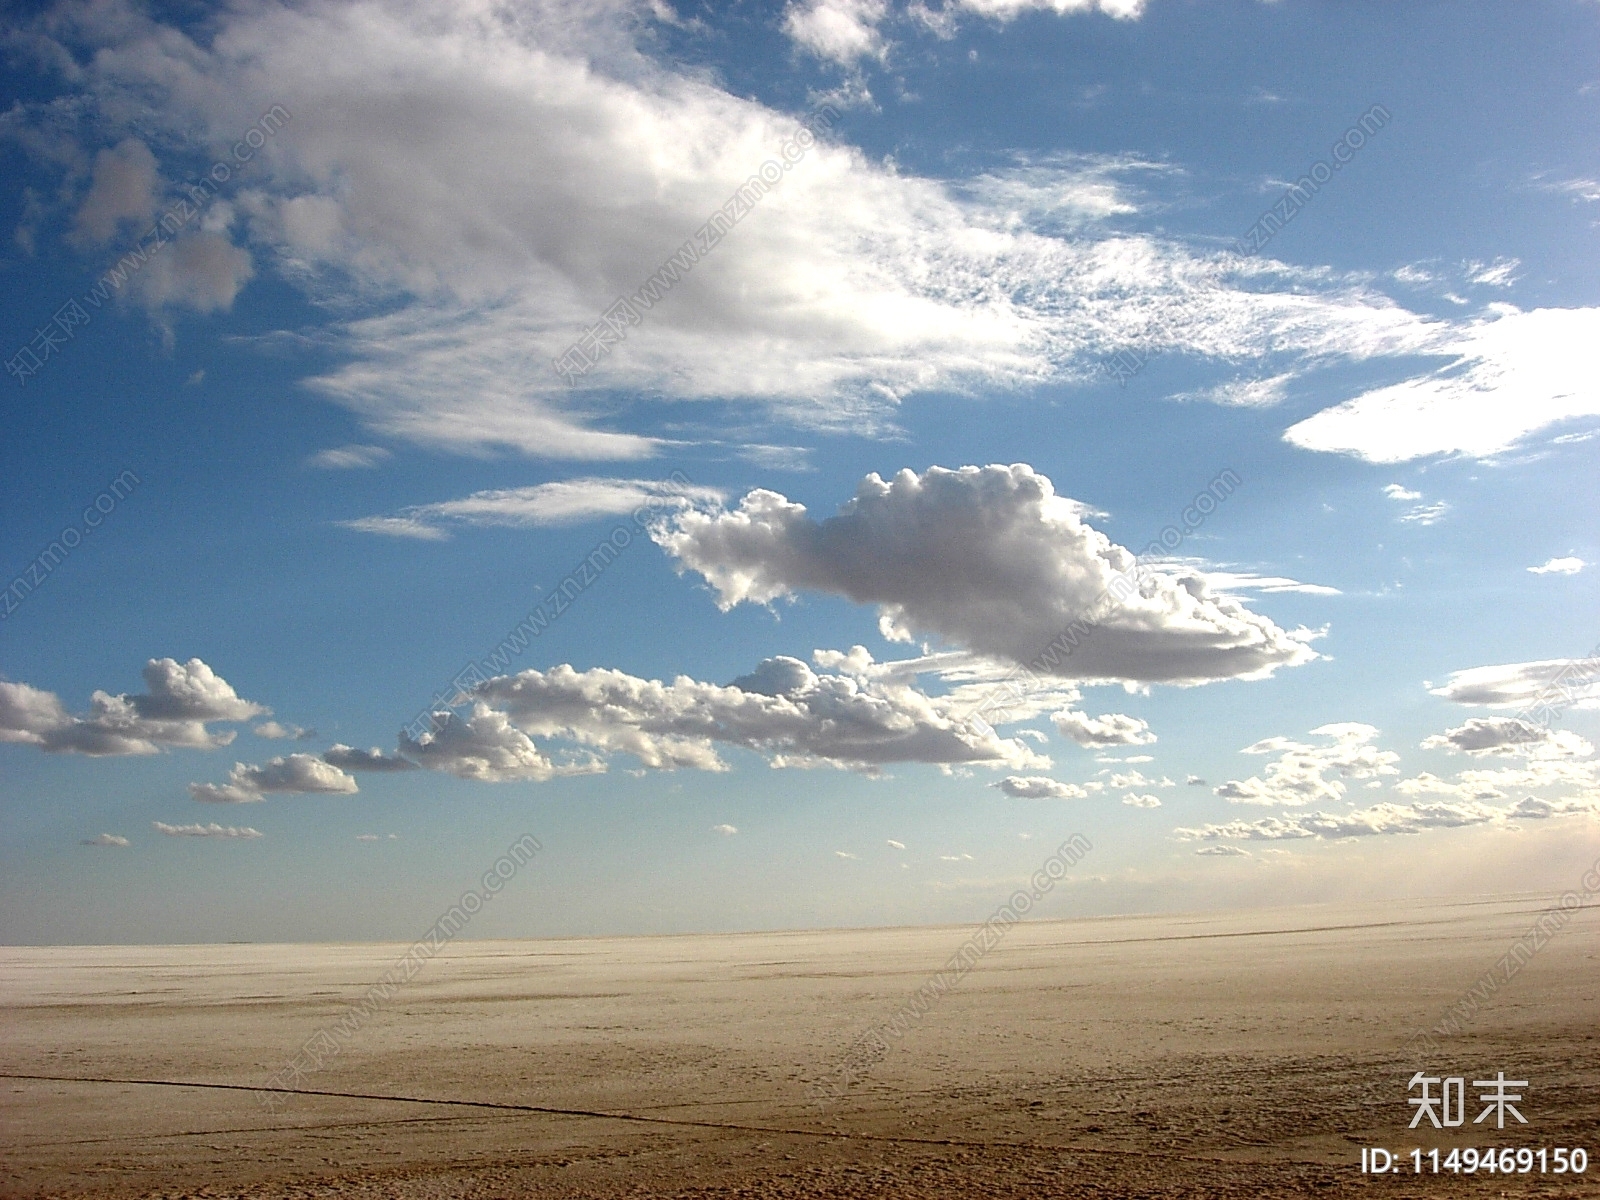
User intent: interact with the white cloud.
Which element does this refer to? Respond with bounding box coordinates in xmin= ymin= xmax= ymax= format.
xmin=1175 ymin=799 xmax=1506 ymax=842
xmin=254 ymin=721 xmax=316 ymax=740
xmin=659 ymin=465 xmax=1318 ymax=685
xmin=0 ymin=659 xmax=265 ymax=756
xmin=1382 ymin=484 xmax=1421 ymax=501
xmin=467 ymin=656 xmax=1049 ymax=776
xmin=1428 ymin=659 xmax=1600 ymax=710
xmin=189 ymin=754 xmax=359 ymax=803
xmin=80 ymin=833 xmax=130 ymax=847
xmin=1122 ymin=792 xmax=1161 ymax=807
xmin=1175 ymin=373 xmax=1294 ymax=408
xmin=1529 ymin=556 xmax=1586 ymax=576
xmin=1467 ymin=258 xmax=1519 ymax=287
xmin=886 ymin=838 xmax=906 ymax=848
xmin=70 ymin=137 xmax=158 ymax=243
xmin=784 ymin=0 xmax=888 ymax=65
xmin=322 ymin=744 xmax=420 ymax=772
xmin=992 ymin=775 xmax=1088 ymax=799
xmin=711 ymin=823 xmax=738 ymax=835
xmin=1199 ymin=570 xmax=1341 ymax=596
xmin=1195 ymin=844 xmax=1247 ymax=856
xmin=1421 ymin=717 xmax=1593 ymax=759
xmin=307 ymin=444 xmax=392 ymax=470
xmin=1216 ymin=722 xmax=1399 ymax=806
xmin=1286 ymin=306 xmax=1600 ymax=462
xmin=153 ymin=820 xmax=263 ymax=839
xmin=1051 ymin=709 xmax=1155 ymax=747
xmin=343 ymin=477 xmax=721 ymax=539
xmin=399 ymin=703 xmax=601 ymax=783
xmin=23 ymin=1 xmax=1454 ymax=459
xmin=1106 ymin=767 xmax=1174 ymax=790
xmin=835 ymin=849 xmax=859 ymax=859
xmin=1398 ymin=500 xmax=1449 ymax=525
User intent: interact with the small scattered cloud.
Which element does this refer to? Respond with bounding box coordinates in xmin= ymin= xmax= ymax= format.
xmin=938 ymin=852 xmax=975 ymax=861
xmin=1122 ymin=792 xmax=1162 ymax=808
xmin=1428 ymin=659 xmax=1600 ymax=710
xmin=711 ymin=823 xmax=738 ymax=835
xmin=1185 ymin=774 xmax=1207 ymax=786
xmin=307 ymin=444 xmax=392 ymax=470
xmin=834 ymin=849 xmax=859 ymax=859
xmin=1383 ymin=484 xmax=1421 ymax=501
xmin=343 ymin=478 xmax=722 ymax=540
xmin=1052 ymin=709 xmax=1156 ymax=747
xmin=1217 ymin=722 xmax=1398 ymax=806
xmin=80 ymin=833 xmax=129 ymax=847
xmin=254 ymin=721 xmax=317 ymax=740
xmin=992 ymin=775 xmax=1088 ymax=799
xmin=1421 ymin=717 xmax=1591 ymax=759
xmin=1528 ymin=556 xmax=1585 ymax=576
xmin=1195 ymin=844 xmax=1247 ymax=856
xmin=323 ymin=744 xmax=419 ymax=772
xmin=153 ymin=820 xmax=263 ymax=839
xmin=886 ymin=838 xmax=906 ymax=849
xmin=189 ymin=753 xmax=359 ymax=803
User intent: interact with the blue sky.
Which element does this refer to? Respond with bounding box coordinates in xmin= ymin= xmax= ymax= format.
xmin=2 ymin=0 xmax=1598 ymax=945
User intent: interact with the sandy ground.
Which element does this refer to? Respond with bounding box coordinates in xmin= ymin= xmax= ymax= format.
xmin=2 ymin=894 xmax=1597 ymax=1198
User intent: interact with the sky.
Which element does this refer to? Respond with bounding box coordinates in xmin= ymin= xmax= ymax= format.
xmin=2 ymin=0 xmax=1598 ymax=945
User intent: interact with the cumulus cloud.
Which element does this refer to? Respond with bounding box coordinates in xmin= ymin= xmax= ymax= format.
xmin=1122 ymin=792 xmax=1161 ymax=807
xmin=0 ymin=659 xmax=265 ymax=756
xmin=322 ymin=744 xmax=419 ymax=772
xmin=784 ymin=0 xmax=888 ymax=65
xmin=1427 ymin=659 xmax=1600 ymax=710
xmin=70 ymin=137 xmax=158 ymax=243
xmin=1216 ymin=723 xmax=1399 ymax=807
xmin=80 ymin=833 xmax=130 ymax=847
xmin=1195 ymin=844 xmax=1247 ymax=856
xmin=992 ymin=775 xmax=1088 ymax=799
xmin=1528 ymin=556 xmax=1585 ymax=576
xmin=659 ymin=465 xmax=1318 ymax=685
xmin=398 ymin=703 xmax=596 ymax=783
xmin=153 ymin=820 xmax=263 ymax=839
xmin=1383 ymin=484 xmax=1421 ymax=501
xmin=712 ymin=823 xmax=738 ymax=835
xmin=15 ymin=0 xmax=1456 ymax=460
xmin=1176 ymin=799 xmax=1505 ymax=842
xmin=469 ymin=656 xmax=1048 ymax=776
xmin=886 ymin=838 xmax=906 ymax=848
xmin=1421 ymin=717 xmax=1592 ymax=759
xmin=1286 ymin=306 xmax=1600 ymax=462
xmin=189 ymin=753 xmax=359 ymax=803
xmin=342 ymin=477 xmax=721 ymax=539
xmin=1052 ymin=709 xmax=1155 ymax=746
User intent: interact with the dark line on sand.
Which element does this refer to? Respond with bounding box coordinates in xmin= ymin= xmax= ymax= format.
xmin=0 ymin=1073 xmax=1277 ymax=1166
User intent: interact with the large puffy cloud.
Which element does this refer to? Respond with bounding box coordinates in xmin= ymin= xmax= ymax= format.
xmin=189 ymin=754 xmax=359 ymax=803
xmin=11 ymin=0 xmax=1450 ymax=459
xmin=466 ymin=656 xmax=1049 ymax=776
xmin=1285 ymin=306 xmax=1600 ymax=462
xmin=659 ymin=464 xmax=1318 ymax=685
xmin=1215 ymin=723 xmax=1399 ymax=807
xmin=1421 ymin=717 xmax=1592 ymax=759
xmin=0 ymin=659 xmax=265 ymax=756
xmin=1175 ymin=799 xmax=1508 ymax=842
xmin=1427 ymin=657 xmax=1600 ymax=711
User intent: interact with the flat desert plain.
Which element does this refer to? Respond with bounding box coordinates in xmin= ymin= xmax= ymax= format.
xmin=2 ymin=895 xmax=1597 ymax=1198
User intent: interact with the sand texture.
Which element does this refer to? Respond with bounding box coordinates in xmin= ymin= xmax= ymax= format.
xmin=3 ymin=895 xmax=1597 ymax=1198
